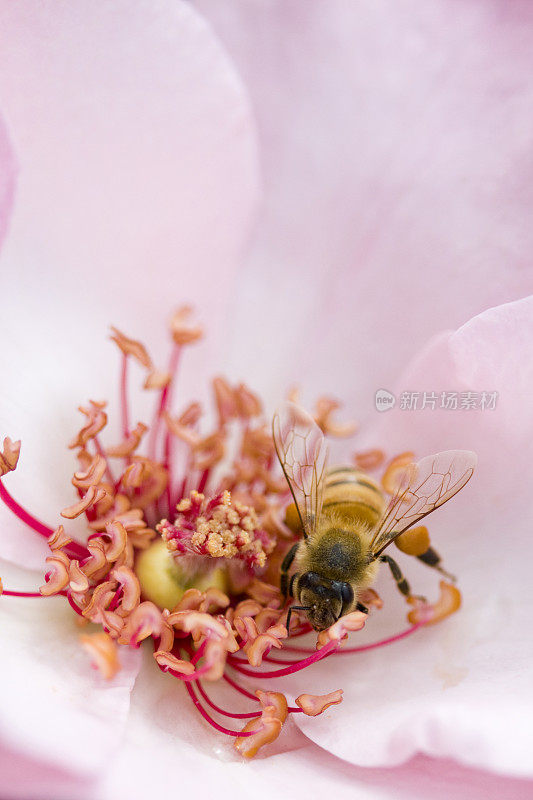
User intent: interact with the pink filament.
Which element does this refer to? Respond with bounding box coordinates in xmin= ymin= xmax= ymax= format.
xmin=2 ymin=589 xmax=65 ymax=598
xmin=222 ymin=671 xmax=258 ymax=700
xmin=196 ymin=680 xmax=260 ymax=720
xmin=220 ymin=673 xmax=302 ymax=714
xmin=190 ymin=640 xmax=206 ymax=664
xmin=148 ymin=344 xmax=181 ymax=462
xmin=0 ymin=480 xmax=54 ymax=539
xmin=282 ymin=622 xmax=424 ymax=655
xmin=120 ymin=353 xmax=130 ymax=439
xmin=108 ymin=587 xmax=124 ymax=612
xmin=184 ymin=681 xmax=255 ymax=737
xmin=197 ymin=468 xmax=210 ymax=495
xmin=196 ymin=678 xmax=304 ymax=719
xmin=93 ymin=436 xmax=116 ymax=486
xmin=66 ymin=592 xmax=84 ymax=617
xmin=0 ymin=480 xmax=88 ymax=560
xmin=228 ymin=639 xmax=339 ymax=679
xmin=334 ymin=622 xmax=424 ymax=653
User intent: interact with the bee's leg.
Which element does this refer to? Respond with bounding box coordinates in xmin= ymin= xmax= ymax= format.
xmin=416 ymin=548 xmax=456 ymax=583
xmin=280 ymin=543 xmax=299 ymax=599
xmin=380 ymin=554 xmax=412 ymax=598
xmin=356 ymin=602 xmax=369 ymax=614
xmin=286 ymin=602 xmax=307 ymax=634
xmin=394 ymin=528 xmax=456 ymax=582
xmin=286 ymin=605 xmax=296 ymax=633
xmin=289 ymin=572 xmax=300 ymax=598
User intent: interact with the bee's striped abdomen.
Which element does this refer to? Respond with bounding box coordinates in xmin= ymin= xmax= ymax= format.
xmin=323 ymin=466 xmax=384 ymax=528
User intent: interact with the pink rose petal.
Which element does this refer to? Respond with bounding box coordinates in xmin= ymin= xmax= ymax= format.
xmin=196 ymin=0 xmax=533 ymax=410
xmin=0 ymin=560 xmax=142 ymax=776
xmin=289 ymin=298 xmax=533 ymax=776
xmin=0 ymin=0 xmax=259 ymax=568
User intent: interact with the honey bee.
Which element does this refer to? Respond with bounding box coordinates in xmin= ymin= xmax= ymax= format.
xmin=272 ymin=402 xmax=477 ymax=632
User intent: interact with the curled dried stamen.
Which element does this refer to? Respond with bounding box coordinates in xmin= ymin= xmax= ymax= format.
xmin=213 ymin=376 xmax=238 ymax=426
xmin=163 ymin=412 xmax=198 ymax=447
xmin=193 ymin=433 xmax=225 ymax=471
xmin=353 ymin=448 xmax=385 ymax=471
xmin=167 ymin=610 xmax=227 ymax=640
xmin=111 ymin=566 xmax=140 ymax=612
xmin=234 ymin=691 xmax=287 ymax=758
xmin=170 ymin=305 xmax=203 ymax=345
xmin=80 ymin=632 xmax=120 ymax=680
xmin=245 ymin=579 xmax=281 ymax=608
xmin=382 ymin=451 xmax=415 ymax=495
xmin=313 ymin=397 xmax=357 ymax=437
xmin=40 ymin=557 xmax=70 ymax=596
xmin=107 ymin=422 xmax=148 ymax=458
xmin=61 ymin=485 xmax=107 ymax=519
xmin=358 ymin=588 xmax=383 ymax=610
xmin=110 ymin=327 xmax=153 ymax=369
xmin=0 ymin=437 xmax=21 ymax=476
xmin=246 ymin=627 xmax=287 ymax=667
xmin=296 ymin=689 xmax=343 ymax=716
xmin=408 ymin=581 xmax=461 ymax=625
xmin=235 ymin=384 xmax=262 ymax=419
xmin=69 ymin=401 xmax=108 ymax=449
xmin=317 ymin=610 xmax=367 ymax=649
xmin=100 ymin=520 xmax=128 ymax=561
xmin=144 ymin=369 xmax=171 ymax=390
xmin=119 ymin=601 xmax=162 ymax=646
xmin=153 ymin=651 xmax=195 ymax=674
xmin=69 ymin=560 xmax=89 ymax=593
xmin=48 ymin=525 xmax=72 ymax=551
xmin=234 ymin=599 xmax=263 ymax=618
xmin=72 ymin=456 xmax=108 ymax=489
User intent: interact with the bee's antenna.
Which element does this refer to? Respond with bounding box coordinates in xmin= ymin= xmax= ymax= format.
xmin=286 ymin=605 xmax=312 ymax=635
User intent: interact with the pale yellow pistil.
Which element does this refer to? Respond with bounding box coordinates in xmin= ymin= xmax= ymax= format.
xmin=135 ymin=539 xmax=227 ymax=610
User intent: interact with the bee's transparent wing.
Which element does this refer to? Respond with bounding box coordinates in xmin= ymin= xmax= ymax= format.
xmin=370 ymin=450 xmax=477 ymax=557
xmin=272 ymin=401 xmax=328 ymax=538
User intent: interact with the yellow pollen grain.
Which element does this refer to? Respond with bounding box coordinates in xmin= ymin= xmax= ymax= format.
xmin=191 ymin=531 xmax=206 ymax=548
xmin=227 ymin=509 xmax=240 ymax=525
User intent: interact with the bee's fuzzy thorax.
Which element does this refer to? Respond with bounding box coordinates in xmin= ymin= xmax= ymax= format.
xmin=295 ymin=509 xmax=377 ymax=590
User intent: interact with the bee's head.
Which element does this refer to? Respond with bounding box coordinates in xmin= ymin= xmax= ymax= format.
xmin=297 ymin=571 xmax=352 ymax=632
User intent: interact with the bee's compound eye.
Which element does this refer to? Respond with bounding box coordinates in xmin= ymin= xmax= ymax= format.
xmin=300 ymin=571 xmax=321 ymax=590
xmin=339 ymin=582 xmax=354 ymax=606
